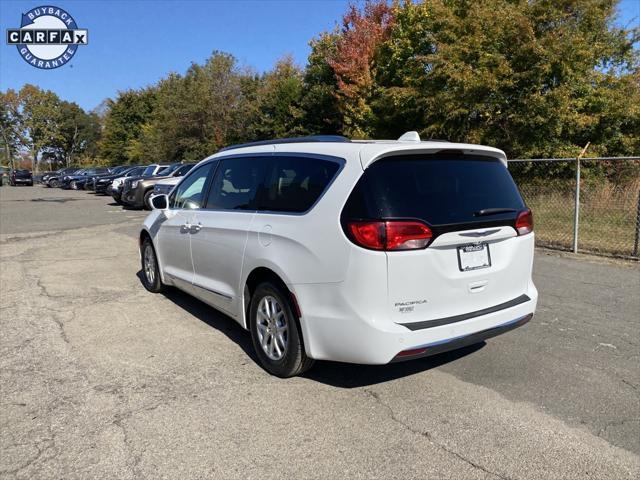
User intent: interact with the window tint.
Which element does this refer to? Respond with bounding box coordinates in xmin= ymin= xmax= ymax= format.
xmin=257 ymin=156 xmax=340 ymax=213
xmin=342 ymin=155 xmax=525 ymax=226
xmin=170 ymin=162 xmax=215 ymax=209
xmin=206 ymin=157 xmax=267 ymax=210
xmin=175 ymin=164 xmax=194 ymax=176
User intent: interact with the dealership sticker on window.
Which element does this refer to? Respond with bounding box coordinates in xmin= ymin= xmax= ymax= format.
xmin=6 ymin=6 xmax=88 ymax=69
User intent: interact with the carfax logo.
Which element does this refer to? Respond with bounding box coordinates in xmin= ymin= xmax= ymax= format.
xmin=6 ymin=5 xmax=88 ymax=69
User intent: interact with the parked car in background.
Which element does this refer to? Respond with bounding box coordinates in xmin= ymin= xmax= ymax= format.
xmin=43 ymin=167 xmax=81 ymax=188
xmin=61 ymin=167 xmax=111 ymax=190
xmin=84 ymin=166 xmax=128 ymax=191
xmin=151 ymin=176 xmax=181 ymax=197
xmin=95 ymin=166 xmax=144 ymax=194
xmin=36 ymin=171 xmax=56 ymax=184
xmin=122 ymin=163 xmax=195 ymax=210
xmin=109 ymin=164 xmax=168 ymax=205
xmin=9 ymin=169 xmax=33 ymax=186
xmin=140 ymin=133 xmax=537 ymax=377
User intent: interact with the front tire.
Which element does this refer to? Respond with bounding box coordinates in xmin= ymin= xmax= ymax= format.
xmin=140 ymin=237 xmax=165 ymax=293
xmin=70 ymin=180 xmax=78 ymax=190
xmin=249 ymin=282 xmax=314 ymax=377
xmin=143 ymin=189 xmax=154 ymax=210
xmin=49 ymin=179 xmax=60 ymax=188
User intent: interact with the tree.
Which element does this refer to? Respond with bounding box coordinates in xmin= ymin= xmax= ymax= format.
xmin=99 ymin=88 xmax=157 ymax=164
xmin=139 ymin=51 xmax=253 ymax=162
xmin=327 ymin=0 xmax=395 ymax=138
xmin=18 ymin=84 xmax=62 ymax=174
xmin=0 ymin=90 xmax=23 ymax=169
xmin=251 ymin=56 xmax=306 ymax=139
xmin=55 ymin=101 xmax=101 ymax=167
xmin=300 ymin=33 xmax=343 ymax=135
xmin=371 ymin=0 xmax=639 ymax=158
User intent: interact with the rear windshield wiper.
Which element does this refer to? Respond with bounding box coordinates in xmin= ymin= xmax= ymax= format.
xmin=474 ymin=208 xmax=517 ymax=217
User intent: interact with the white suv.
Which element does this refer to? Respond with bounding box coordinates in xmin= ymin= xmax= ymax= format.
xmin=139 ymin=133 xmax=537 ymax=377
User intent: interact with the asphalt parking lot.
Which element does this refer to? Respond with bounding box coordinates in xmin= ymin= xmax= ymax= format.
xmin=1 ymin=185 xmax=639 ymax=479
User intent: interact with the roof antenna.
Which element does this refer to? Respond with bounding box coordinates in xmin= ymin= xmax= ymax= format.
xmin=398 ymin=131 xmax=421 ymax=142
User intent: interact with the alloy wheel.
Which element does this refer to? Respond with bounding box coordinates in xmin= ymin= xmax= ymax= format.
xmin=256 ymin=295 xmax=288 ymax=361
xmin=143 ymin=245 xmax=156 ymax=285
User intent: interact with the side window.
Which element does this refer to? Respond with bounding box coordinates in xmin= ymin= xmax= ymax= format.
xmin=257 ymin=156 xmax=341 ymax=213
xmin=170 ymin=162 xmax=215 ymax=210
xmin=206 ymin=157 xmax=267 ymax=210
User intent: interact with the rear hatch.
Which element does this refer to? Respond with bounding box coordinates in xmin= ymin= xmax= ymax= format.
xmin=14 ymin=170 xmax=31 ymax=179
xmin=341 ymin=152 xmax=533 ymax=326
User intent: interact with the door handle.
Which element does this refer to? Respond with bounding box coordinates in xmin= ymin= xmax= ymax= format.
xmin=189 ymin=223 xmax=202 ymax=234
xmin=180 ymin=223 xmax=191 ymax=234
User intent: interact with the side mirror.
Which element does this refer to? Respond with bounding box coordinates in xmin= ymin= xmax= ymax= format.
xmin=150 ymin=194 xmax=168 ymax=210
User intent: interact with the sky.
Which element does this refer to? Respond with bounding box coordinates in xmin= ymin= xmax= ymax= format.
xmin=1 ymin=0 xmax=639 ymax=112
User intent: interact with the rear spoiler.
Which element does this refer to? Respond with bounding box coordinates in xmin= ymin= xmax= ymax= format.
xmin=359 ymin=143 xmax=508 ymax=169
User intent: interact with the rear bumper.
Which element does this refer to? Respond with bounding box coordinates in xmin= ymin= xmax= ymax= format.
xmin=292 ymin=281 xmax=538 ymax=364
xmin=390 ymin=313 xmax=532 ymax=362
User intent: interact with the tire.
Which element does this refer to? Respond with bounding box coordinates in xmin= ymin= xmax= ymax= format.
xmin=49 ymin=179 xmax=60 ymax=188
xmin=249 ymin=282 xmax=314 ymax=377
xmin=143 ymin=189 xmax=154 ymax=210
xmin=140 ymin=237 xmax=165 ymax=293
xmin=70 ymin=180 xmax=78 ymax=190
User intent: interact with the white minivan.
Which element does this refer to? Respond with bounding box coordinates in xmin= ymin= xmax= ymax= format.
xmin=140 ymin=133 xmax=537 ymax=377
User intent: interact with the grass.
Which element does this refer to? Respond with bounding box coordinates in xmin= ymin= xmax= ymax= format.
xmin=519 ymin=179 xmax=639 ymax=257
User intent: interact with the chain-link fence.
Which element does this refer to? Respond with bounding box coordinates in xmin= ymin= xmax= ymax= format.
xmin=508 ymin=157 xmax=640 ymax=259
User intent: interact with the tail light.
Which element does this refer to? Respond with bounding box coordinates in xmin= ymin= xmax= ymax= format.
xmin=347 ymin=220 xmax=432 ymax=251
xmin=515 ymin=209 xmax=533 ymax=235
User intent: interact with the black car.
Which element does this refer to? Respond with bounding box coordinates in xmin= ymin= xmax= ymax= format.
xmin=61 ymin=168 xmax=111 ymax=190
xmin=94 ymin=166 xmax=143 ymax=194
xmin=44 ymin=167 xmax=82 ymax=188
xmin=9 ymin=169 xmax=33 ymax=186
xmin=84 ymin=166 xmax=129 ymax=191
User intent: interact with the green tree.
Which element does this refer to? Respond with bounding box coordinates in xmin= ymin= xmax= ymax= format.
xmin=371 ymin=0 xmax=639 ymax=158
xmin=55 ymin=101 xmax=101 ymax=167
xmin=141 ymin=51 xmax=253 ymax=162
xmin=0 ymin=90 xmax=23 ymax=169
xmin=300 ymin=33 xmax=343 ymax=135
xmin=99 ymin=88 xmax=157 ymax=164
xmin=19 ymin=84 xmax=63 ymax=174
xmin=251 ymin=56 xmax=306 ymax=139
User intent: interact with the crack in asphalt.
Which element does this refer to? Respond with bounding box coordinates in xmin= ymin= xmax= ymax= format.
xmin=362 ymin=388 xmax=513 ymax=480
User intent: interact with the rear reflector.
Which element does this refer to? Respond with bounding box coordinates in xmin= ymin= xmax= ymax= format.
xmin=515 ymin=209 xmax=534 ymax=235
xmin=395 ymin=347 xmax=428 ymax=358
xmin=347 ymin=220 xmax=432 ymax=251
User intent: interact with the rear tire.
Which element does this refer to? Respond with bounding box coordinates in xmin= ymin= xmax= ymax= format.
xmin=70 ymin=180 xmax=78 ymax=190
xmin=49 ymin=179 xmax=60 ymax=188
xmin=140 ymin=237 xmax=165 ymax=293
xmin=249 ymin=282 xmax=314 ymax=377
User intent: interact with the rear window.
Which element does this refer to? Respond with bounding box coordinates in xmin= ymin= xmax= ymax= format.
xmin=342 ymin=154 xmax=525 ymax=226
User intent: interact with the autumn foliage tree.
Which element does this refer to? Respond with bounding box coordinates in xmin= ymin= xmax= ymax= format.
xmin=327 ymin=1 xmax=395 ymax=137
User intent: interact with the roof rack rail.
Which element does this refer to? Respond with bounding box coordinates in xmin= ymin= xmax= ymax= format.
xmin=219 ymin=135 xmax=350 ymax=152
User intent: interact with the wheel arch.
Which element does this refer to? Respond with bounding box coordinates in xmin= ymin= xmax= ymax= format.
xmin=243 ymin=266 xmax=304 ymax=339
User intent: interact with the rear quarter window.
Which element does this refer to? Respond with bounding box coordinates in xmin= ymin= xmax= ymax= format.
xmin=256 ymin=155 xmax=341 ymax=213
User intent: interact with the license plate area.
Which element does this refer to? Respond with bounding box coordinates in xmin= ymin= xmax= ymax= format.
xmin=457 ymin=243 xmax=491 ymax=271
